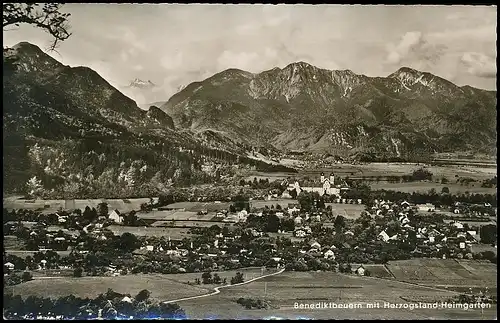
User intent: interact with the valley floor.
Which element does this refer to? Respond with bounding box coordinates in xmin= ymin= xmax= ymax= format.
xmin=8 ymin=260 xmax=496 ymax=320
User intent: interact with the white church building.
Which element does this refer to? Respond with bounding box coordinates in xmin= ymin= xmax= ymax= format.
xmin=289 ymin=173 xmax=346 ymax=197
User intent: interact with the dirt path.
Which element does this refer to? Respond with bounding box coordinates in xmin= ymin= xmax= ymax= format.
xmin=162 ymin=268 xmax=285 ymax=304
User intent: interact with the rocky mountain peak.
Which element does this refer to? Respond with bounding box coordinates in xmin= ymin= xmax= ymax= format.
xmin=128 ymin=78 xmax=156 ymax=89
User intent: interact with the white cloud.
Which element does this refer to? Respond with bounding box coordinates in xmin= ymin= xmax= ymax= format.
xmin=386 ymin=31 xmax=424 ymax=65
xmin=461 ymin=52 xmax=496 ymax=78
xmin=160 ymin=51 xmax=184 ymax=71
xmin=217 ymin=50 xmax=259 ymax=71
xmin=120 ymin=51 xmax=128 ymax=62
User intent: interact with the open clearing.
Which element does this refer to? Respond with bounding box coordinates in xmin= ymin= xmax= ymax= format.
xmin=324 ymin=203 xmax=365 ymax=219
xmin=3 ymin=198 xmax=152 ymax=213
xmin=164 ymin=267 xmax=279 ymax=289
xmin=5 ymin=250 xmax=72 ymax=259
xmin=138 ymin=210 xmax=215 ymax=221
xmin=386 ymin=259 xmax=497 ymax=290
xmin=164 ymin=202 xmax=231 ymax=212
xmin=299 ymin=162 xmax=496 ymax=180
xmin=369 ymin=181 xmax=496 ymax=194
xmin=250 ymin=199 xmax=296 ymax=209
xmin=106 ymin=225 xmax=199 ymax=239
xmin=9 ymin=274 xmax=211 ymax=301
xmin=176 ymin=271 xmax=496 ymax=319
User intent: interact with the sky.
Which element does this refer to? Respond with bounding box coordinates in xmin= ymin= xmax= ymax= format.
xmin=3 ymin=4 xmax=497 ymax=105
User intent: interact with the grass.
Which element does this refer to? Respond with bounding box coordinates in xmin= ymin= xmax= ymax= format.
xmin=470 ymin=243 xmax=497 ymax=255
xmin=106 ymin=226 xmax=198 ymax=239
xmin=249 ymin=199 xmax=295 ymax=209
xmin=324 ymin=203 xmax=365 ymax=216
xmin=138 ymin=210 xmax=215 ymax=221
xmin=5 ymin=250 xmax=72 ymax=258
xmin=369 ymin=181 xmax=497 ymax=194
xmin=9 ymin=274 xmax=211 ymax=301
xmin=385 ymin=259 xmax=497 ymax=287
xmin=4 ymin=235 xmax=26 ymax=250
xmin=176 ymin=270 xmax=497 ymax=319
xmin=164 ymin=267 xmax=278 ymax=289
xmin=164 ymin=202 xmax=231 ymax=213
xmin=3 ymin=198 xmax=151 ymax=213
xmin=298 ymin=162 xmax=496 ymax=182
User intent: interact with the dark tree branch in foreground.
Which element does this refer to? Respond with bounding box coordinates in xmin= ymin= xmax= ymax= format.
xmin=3 ymin=3 xmax=72 ymax=50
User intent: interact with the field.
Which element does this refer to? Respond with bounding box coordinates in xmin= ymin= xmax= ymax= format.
xmin=4 ymin=235 xmax=26 ymax=250
xmin=176 ymin=271 xmax=497 ymax=319
xmin=249 ymin=199 xmax=365 ymax=219
xmin=5 ymin=250 xmax=72 ymax=259
xmin=386 ymin=259 xmax=497 ymax=291
xmin=470 ymin=243 xmax=498 ymax=255
xmin=362 ymin=264 xmax=394 ymax=279
xmin=369 ymin=181 xmax=497 ymax=194
xmin=3 ymin=198 xmax=153 ymax=213
xmin=164 ymin=202 xmax=231 ymax=212
xmin=8 ymin=262 xmax=497 ymax=319
xmin=138 ymin=210 xmax=215 ymax=221
xmin=9 ymin=274 xmax=211 ymax=301
xmin=249 ymin=199 xmax=295 ymax=209
xmin=163 ymin=267 xmax=279 ymax=291
xmin=106 ymin=225 xmax=199 ymax=239
xmin=299 ymin=162 xmax=496 ymax=181
xmin=324 ymin=203 xmax=365 ymax=219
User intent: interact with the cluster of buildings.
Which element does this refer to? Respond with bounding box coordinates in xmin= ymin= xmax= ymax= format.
xmin=368 ymin=199 xmax=492 ymax=258
xmin=285 ymin=173 xmax=350 ymax=197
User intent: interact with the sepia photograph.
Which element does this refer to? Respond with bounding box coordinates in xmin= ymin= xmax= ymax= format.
xmin=3 ymin=3 xmax=497 ymax=320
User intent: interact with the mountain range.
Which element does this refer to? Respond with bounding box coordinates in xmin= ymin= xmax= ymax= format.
xmin=161 ymin=62 xmax=497 ymax=160
xmin=3 ymin=42 xmax=497 ymax=196
xmin=2 ymin=42 xmax=265 ymax=197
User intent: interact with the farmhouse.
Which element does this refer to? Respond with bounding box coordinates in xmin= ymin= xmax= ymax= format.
xmin=4 ymin=262 xmax=15 ymax=270
xmin=324 ymin=249 xmax=335 ymax=259
xmin=108 ymin=209 xmax=124 ymax=223
xmin=351 ymin=264 xmax=366 ymax=276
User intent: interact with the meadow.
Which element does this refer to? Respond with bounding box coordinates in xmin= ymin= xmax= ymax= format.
xmin=385 ymin=259 xmax=497 ymax=293
xmin=176 ymin=270 xmax=497 ymax=319
xmin=9 ymin=274 xmax=211 ymax=301
xmin=163 ymin=202 xmax=231 ymax=212
xmin=3 ymin=198 xmax=152 ymax=213
xmin=163 ymin=267 xmax=279 ymax=290
xmin=106 ymin=226 xmax=198 ymax=239
xmin=369 ymin=181 xmax=497 ymax=194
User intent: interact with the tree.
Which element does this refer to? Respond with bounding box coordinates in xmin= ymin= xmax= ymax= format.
xmin=21 ymin=271 xmax=33 ymax=282
xmin=411 ymin=168 xmax=433 ymax=181
xmin=212 ymin=273 xmax=222 ymax=284
xmin=201 ymin=271 xmax=212 ymax=284
xmin=441 ymin=186 xmax=450 ymax=194
xmin=124 ymin=210 xmax=138 ymax=226
xmin=26 ymin=176 xmax=43 ymax=197
xmin=266 ymin=214 xmax=280 ymax=233
xmin=334 ymin=215 xmax=346 ymax=230
xmin=230 ymin=272 xmax=244 ymax=284
xmin=297 ymin=191 xmax=313 ymax=212
xmin=117 ymin=232 xmax=140 ymax=252
xmin=97 ymin=202 xmax=109 ymax=217
xmin=73 ymin=267 xmax=83 ymax=277
xmin=480 ymin=225 xmax=497 ymax=245
xmin=3 ymin=3 xmax=72 ymax=50
xmin=135 ymin=289 xmax=151 ymax=302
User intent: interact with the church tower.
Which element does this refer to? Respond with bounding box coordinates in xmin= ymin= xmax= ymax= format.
xmin=320 ymin=172 xmax=325 ymax=183
xmin=330 ymin=173 xmax=335 ymax=186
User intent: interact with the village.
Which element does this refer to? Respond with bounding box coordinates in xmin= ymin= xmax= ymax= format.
xmin=4 ymin=171 xmax=497 ymax=281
